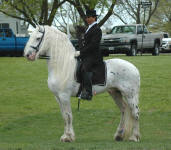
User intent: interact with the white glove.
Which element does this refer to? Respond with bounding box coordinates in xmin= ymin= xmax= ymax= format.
xmin=74 ymin=51 xmax=80 ymax=57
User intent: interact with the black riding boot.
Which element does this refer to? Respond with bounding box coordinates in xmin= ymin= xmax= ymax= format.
xmin=80 ymin=72 xmax=93 ymax=100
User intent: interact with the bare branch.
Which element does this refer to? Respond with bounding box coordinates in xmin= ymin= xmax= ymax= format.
xmin=0 ymin=9 xmax=36 ymax=27
xmin=113 ymin=12 xmax=128 ymax=24
xmin=146 ymin=0 xmax=159 ymax=25
xmin=98 ymin=0 xmax=117 ymax=27
xmin=47 ymin=0 xmax=67 ymax=25
xmin=19 ymin=0 xmax=38 ymax=24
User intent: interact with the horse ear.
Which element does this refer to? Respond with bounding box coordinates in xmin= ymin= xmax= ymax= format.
xmin=35 ymin=23 xmax=40 ymax=29
xmin=35 ymin=23 xmax=44 ymax=32
xmin=38 ymin=25 xmax=44 ymax=33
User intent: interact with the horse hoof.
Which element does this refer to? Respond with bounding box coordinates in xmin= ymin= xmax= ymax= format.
xmin=115 ymin=135 xmax=123 ymax=141
xmin=129 ymin=135 xmax=140 ymax=142
xmin=60 ymin=134 xmax=75 ymax=142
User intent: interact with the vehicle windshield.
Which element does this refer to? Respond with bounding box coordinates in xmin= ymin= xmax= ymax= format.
xmin=4 ymin=29 xmax=12 ymax=37
xmin=111 ymin=26 xmax=136 ymax=34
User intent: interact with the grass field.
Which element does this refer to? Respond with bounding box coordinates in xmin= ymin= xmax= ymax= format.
xmin=0 ymin=54 xmax=170 ymax=150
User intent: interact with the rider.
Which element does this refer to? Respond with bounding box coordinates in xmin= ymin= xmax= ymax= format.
xmin=79 ymin=9 xmax=103 ymax=100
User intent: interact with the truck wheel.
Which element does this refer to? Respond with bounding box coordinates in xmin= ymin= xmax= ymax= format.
xmin=129 ymin=44 xmax=137 ymax=56
xmin=152 ymin=43 xmax=160 ymax=56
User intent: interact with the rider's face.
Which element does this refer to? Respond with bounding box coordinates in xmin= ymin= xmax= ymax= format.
xmin=86 ymin=16 xmax=96 ymax=25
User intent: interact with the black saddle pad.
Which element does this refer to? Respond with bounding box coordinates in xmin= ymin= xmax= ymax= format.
xmin=75 ymin=60 xmax=106 ymax=86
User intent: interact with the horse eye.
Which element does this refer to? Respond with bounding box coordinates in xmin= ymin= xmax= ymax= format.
xmin=36 ymin=37 xmax=41 ymax=41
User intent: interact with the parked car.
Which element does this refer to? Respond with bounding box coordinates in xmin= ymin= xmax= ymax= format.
xmin=100 ymin=24 xmax=163 ymax=56
xmin=160 ymin=38 xmax=171 ymax=52
xmin=0 ymin=28 xmax=29 ymax=56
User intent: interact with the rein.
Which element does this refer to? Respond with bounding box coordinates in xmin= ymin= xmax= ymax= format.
xmin=39 ymin=55 xmax=50 ymax=59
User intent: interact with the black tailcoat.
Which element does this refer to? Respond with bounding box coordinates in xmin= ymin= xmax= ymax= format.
xmin=80 ymin=23 xmax=103 ymax=72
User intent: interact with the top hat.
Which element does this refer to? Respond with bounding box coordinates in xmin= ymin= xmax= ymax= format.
xmin=86 ymin=10 xmax=98 ymax=17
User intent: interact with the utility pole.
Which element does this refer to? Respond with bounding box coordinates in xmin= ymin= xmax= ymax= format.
xmin=139 ymin=1 xmax=152 ymax=55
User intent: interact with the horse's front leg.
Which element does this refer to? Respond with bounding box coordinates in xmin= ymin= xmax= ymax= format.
xmin=55 ymin=93 xmax=75 ymax=142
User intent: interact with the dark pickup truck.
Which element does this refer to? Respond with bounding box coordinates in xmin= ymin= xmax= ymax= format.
xmin=0 ymin=28 xmax=29 ymax=56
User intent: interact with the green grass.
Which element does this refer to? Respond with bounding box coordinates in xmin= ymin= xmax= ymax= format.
xmin=0 ymin=54 xmax=171 ymax=150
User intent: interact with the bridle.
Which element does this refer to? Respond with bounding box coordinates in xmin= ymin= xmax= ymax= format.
xmin=30 ymin=26 xmax=49 ymax=59
xmin=31 ymin=26 xmax=45 ymax=53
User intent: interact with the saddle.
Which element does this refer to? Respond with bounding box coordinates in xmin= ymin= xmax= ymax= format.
xmin=75 ymin=59 xmax=107 ymax=86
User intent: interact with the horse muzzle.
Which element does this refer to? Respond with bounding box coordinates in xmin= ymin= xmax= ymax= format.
xmin=26 ymin=51 xmax=36 ymax=61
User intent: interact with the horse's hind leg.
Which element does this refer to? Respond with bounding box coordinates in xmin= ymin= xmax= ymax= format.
xmin=108 ymin=89 xmax=127 ymax=141
xmin=126 ymin=94 xmax=140 ymax=142
xmin=108 ymin=89 xmax=140 ymax=142
xmin=55 ymin=94 xmax=75 ymax=142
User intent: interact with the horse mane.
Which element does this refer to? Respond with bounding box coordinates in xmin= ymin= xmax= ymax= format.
xmin=39 ymin=26 xmax=77 ymax=89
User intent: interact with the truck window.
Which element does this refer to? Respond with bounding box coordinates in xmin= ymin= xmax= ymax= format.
xmin=112 ymin=26 xmax=136 ymax=34
xmin=137 ymin=25 xmax=148 ymax=34
xmin=137 ymin=26 xmax=143 ymax=34
xmin=0 ymin=23 xmax=9 ymax=29
xmin=4 ymin=29 xmax=12 ymax=37
xmin=0 ymin=29 xmax=3 ymax=37
xmin=143 ymin=26 xmax=148 ymax=33
xmin=163 ymin=33 xmax=168 ymax=38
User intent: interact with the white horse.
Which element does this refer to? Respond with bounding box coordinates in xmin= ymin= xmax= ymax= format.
xmin=24 ymin=26 xmax=140 ymax=142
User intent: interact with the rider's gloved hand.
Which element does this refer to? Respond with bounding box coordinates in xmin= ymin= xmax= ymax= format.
xmin=74 ymin=51 xmax=80 ymax=58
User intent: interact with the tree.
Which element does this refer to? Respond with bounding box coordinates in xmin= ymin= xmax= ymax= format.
xmin=0 ymin=0 xmax=66 ymax=28
xmin=150 ymin=0 xmax=171 ymax=34
xmin=53 ymin=2 xmax=83 ymax=35
xmin=53 ymin=0 xmax=117 ymax=39
xmin=113 ymin=0 xmax=159 ymax=25
xmin=66 ymin=0 xmax=117 ymax=27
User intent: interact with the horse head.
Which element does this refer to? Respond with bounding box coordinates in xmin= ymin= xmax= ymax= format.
xmin=24 ymin=26 xmax=45 ymax=61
